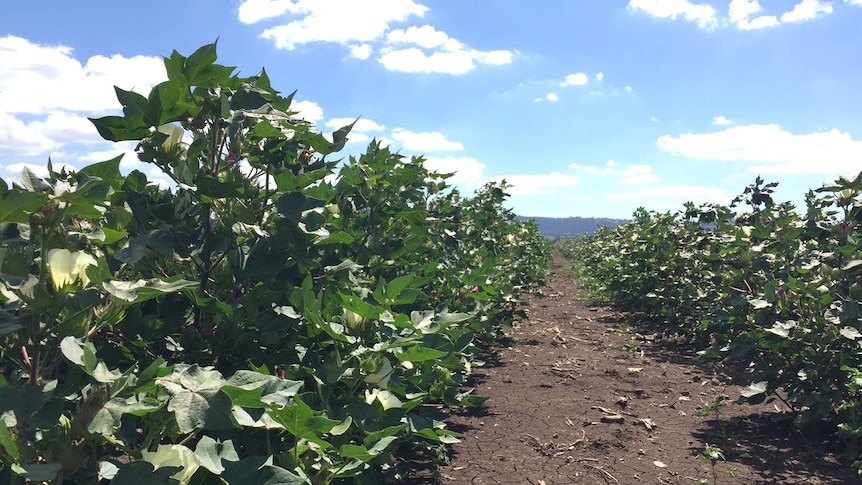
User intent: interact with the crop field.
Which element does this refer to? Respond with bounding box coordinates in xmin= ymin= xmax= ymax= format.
xmin=557 ymin=171 xmax=862 ymax=479
xmin=0 ymin=44 xmax=550 ymax=484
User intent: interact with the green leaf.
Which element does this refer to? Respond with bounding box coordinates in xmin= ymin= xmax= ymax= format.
xmin=19 ymin=166 xmax=51 ymax=192
xmin=157 ymin=365 xmax=226 ymax=433
xmin=222 ymin=456 xmax=305 ymax=485
xmin=0 ymin=423 xmax=19 ymax=460
xmin=87 ymin=396 xmax=162 ymax=435
xmin=397 ymin=346 xmax=448 ymax=362
xmin=0 ymin=190 xmax=48 ymax=223
xmin=195 ymin=174 xmax=245 ymax=201
xmin=194 ymin=436 xmax=239 ymax=475
xmin=20 ymin=463 xmax=62 ymax=482
xmin=89 ymin=115 xmax=151 ymax=142
xmin=267 ymin=394 xmax=338 ymax=448
xmin=103 ymin=277 xmax=197 ymax=303
xmin=111 ymin=461 xmax=180 ymax=485
xmin=79 ymin=155 xmax=122 ymax=182
xmin=184 ymin=42 xmax=218 ymax=85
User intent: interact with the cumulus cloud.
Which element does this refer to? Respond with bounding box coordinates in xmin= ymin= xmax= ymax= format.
xmin=781 ymin=0 xmax=833 ymax=23
xmin=656 ymin=124 xmax=862 ymax=175
xmin=423 ymin=156 xmax=485 ymax=185
xmin=630 ymin=0 xmax=834 ymax=30
xmin=627 ymin=0 xmax=718 ymax=30
xmin=348 ymin=44 xmax=373 ymax=60
xmin=546 ymin=93 xmax=559 ymax=102
xmin=0 ymin=36 xmax=165 ymax=159
xmin=237 ymin=0 xmax=299 ymax=24
xmin=712 ymin=115 xmax=733 ymax=125
xmin=0 ymin=35 xmax=165 ymax=115
xmin=487 ymin=172 xmax=580 ymax=196
xmin=728 ymin=0 xmax=779 ymax=29
xmin=290 ymin=100 xmax=324 ymax=124
xmin=378 ymin=47 xmax=513 ymax=74
xmin=378 ymin=26 xmax=514 ymax=74
xmin=596 ymin=72 xmax=605 ymax=81
xmin=391 ymin=129 xmax=463 ymax=151
xmin=561 ymin=73 xmax=589 ymax=86
xmin=254 ymin=0 xmax=429 ymax=50
xmin=238 ymin=2 xmax=513 ymax=74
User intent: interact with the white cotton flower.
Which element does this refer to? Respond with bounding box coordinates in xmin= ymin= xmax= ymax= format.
xmin=343 ymin=308 xmax=366 ymax=331
xmin=48 ymin=249 xmax=98 ymax=290
xmin=364 ymin=388 xmax=403 ymax=410
xmin=141 ymin=444 xmax=201 ymax=484
xmin=156 ymin=124 xmax=185 ymax=150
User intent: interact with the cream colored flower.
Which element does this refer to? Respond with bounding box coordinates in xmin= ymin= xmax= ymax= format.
xmin=48 ymin=249 xmax=97 ymax=290
xmin=156 ymin=124 xmax=185 ymax=150
xmin=141 ymin=444 xmax=201 ymax=484
xmin=343 ymin=308 xmax=366 ymax=331
xmin=364 ymin=388 xmax=402 ymax=410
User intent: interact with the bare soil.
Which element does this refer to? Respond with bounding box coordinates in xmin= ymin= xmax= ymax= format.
xmin=407 ymin=253 xmax=861 ymax=484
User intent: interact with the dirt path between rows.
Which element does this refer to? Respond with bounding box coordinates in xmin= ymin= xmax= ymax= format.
xmin=428 ymin=254 xmax=858 ymax=484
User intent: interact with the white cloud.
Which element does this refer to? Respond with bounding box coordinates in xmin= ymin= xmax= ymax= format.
xmin=387 ymin=25 xmax=457 ymax=50
xmin=325 ymin=117 xmax=385 ymax=132
xmin=487 ymin=172 xmax=580 ymax=196
xmin=378 ymin=46 xmax=513 ymax=74
xmin=712 ymin=115 xmax=733 ymax=125
xmin=728 ymin=0 xmax=764 ymax=23
xmin=625 ymin=86 xmax=634 ymax=94
xmin=657 ymin=124 xmax=862 ymax=175
xmin=237 ymin=0 xmax=300 ymax=24
xmin=423 ymin=156 xmax=485 ymax=185
xmin=848 ymin=0 xmax=862 ymax=6
xmin=628 ymin=0 xmax=718 ymax=30
xmin=348 ymin=44 xmax=373 ymax=60
xmin=255 ymin=0 xmax=429 ymax=50
xmin=546 ymin=93 xmax=559 ymax=102
xmin=570 ymin=160 xmax=660 ymax=185
xmin=391 ymin=129 xmax=463 ymax=151
xmin=0 ymin=35 xmax=164 ymax=115
xmin=596 ymin=72 xmax=605 ymax=81
xmin=291 ymin=100 xmax=324 ymax=124
xmin=561 ymin=73 xmax=588 ymax=86
xmin=781 ymin=0 xmax=833 ymax=23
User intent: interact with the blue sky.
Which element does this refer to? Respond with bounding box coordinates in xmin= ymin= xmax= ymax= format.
xmin=1 ymin=0 xmax=861 ymax=218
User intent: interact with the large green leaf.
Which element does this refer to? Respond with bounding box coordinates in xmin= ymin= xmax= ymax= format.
xmin=194 ymin=436 xmax=239 ymax=475
xmin=267 ymin=394 xmax=338 ymax=448
xmin=0 ymin=190 xmax=48 ymax=223
xmin=157 ymin=365 xmax=226 ymax=433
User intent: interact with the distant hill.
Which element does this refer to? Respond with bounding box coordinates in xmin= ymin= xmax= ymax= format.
xmin=515 ymin=216 xmax=627 ymax=239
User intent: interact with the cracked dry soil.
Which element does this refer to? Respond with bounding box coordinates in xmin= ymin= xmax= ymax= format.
xmin=417 ymin=254 xmax=860 ymax=484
